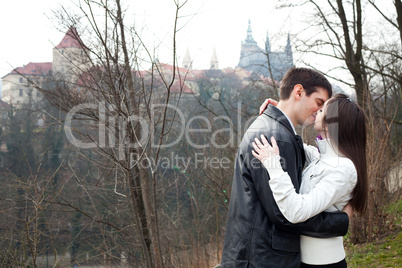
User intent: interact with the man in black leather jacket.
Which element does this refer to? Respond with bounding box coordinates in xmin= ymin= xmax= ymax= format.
xmin=221 ymin=68 xmax=349 ymax=267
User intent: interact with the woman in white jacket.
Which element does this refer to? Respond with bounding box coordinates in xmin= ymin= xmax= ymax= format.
xmin=252 ymin=94 xmax=368 ymax=268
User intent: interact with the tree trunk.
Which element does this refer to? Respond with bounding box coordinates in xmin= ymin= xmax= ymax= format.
xmin=115 ymin=0 xmax=162 ymax=265
xmin=395 ymin=0 xmax=402 ymax=46
xmin=336 ymin=0 xmax=370 ymax=110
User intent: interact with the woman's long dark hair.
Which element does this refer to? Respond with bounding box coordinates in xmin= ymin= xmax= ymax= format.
xmin=322 ymin=94 xmax=368 ymax=215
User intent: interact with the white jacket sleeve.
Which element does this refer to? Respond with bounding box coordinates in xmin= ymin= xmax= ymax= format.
xmin=263 ymin=157 xmax=356 ymax=223
xmin=303 ymin=143 xmax=319 ymax=166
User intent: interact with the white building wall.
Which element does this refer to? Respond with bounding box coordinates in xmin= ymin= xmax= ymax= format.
xmin=52 ymin=47 xmax=88 ymax=81
xmin=1 ymin=74 xmax=44 ymax=106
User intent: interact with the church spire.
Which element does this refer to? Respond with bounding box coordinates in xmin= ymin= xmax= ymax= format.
xmin=285 ymin=33 xmax=293 ymax=62
xmin=285 ymin=33 xmax=291 ymax=52
xmin=265 ymin=31 xmax=271 ymax=53
xmin=246 ymin=19 xmax=255 ymax=43
xmin=182 ymin=48 xmax=192 ymax=70
xmin=210 ymin=47 xmax=218 ymax=70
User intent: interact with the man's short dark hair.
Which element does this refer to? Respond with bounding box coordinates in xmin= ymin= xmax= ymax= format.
xmin=279 ymin=67 xmax=332 ymax=100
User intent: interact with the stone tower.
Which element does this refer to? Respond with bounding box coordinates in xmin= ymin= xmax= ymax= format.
xmin=52 ymin=26 xmax=88 ymax=80
xmin=285 ymin=33 xmax=293 ymax=63
xmin=182 ymin=48 xmax=192 ymax=70
xmin=210 ymin=48 xmax=219 ymax=70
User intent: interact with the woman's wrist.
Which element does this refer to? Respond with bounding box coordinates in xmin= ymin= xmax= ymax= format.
xmin=262 ymin=155 xmax=284 ymax=179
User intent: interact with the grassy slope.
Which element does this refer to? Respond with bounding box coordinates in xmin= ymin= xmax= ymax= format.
xmin=346 ymin=231 xmax=401 ymax=267
xmin=345 ymin=199 xmax=401 ymax=267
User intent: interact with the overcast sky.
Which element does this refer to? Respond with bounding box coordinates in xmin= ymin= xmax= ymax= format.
xmin=0 ymin=0 xmax=395 ymax=91
xmin=0 ymin=0 xmax=298 ymax=77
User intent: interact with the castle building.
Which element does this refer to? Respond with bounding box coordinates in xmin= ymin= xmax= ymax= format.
xmin=210 ymin=48 xmax=218 ymax=70
xmin=1 ymin=27 xmax=87 ymax=106
xmin=237 ymin=20 xmax=294 ymax=80
xmin=1 ymin=62 xmax=52 ymax=106
xmin=2 ymin=24 xmax=291 ymax=107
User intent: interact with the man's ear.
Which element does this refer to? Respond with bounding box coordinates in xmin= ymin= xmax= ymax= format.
xmin=294 ymin=84 xmax=304 ymax=100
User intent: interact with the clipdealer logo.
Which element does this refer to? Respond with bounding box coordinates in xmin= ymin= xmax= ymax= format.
xmin=63 ymin=101 xmax=258 ymax=166
xmin=64 ymin=101 xmax=260 ymax=149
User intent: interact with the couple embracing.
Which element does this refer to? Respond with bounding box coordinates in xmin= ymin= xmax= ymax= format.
xmin=221 ymin=68 xmax=368 ymax=268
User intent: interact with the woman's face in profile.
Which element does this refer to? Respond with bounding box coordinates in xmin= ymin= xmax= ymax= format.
xmin=313 ymin=100 xmax=329 ymax=135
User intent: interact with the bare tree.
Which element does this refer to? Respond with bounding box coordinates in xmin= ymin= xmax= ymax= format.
xmin=33 ymin=0 xmax=192 ymax=266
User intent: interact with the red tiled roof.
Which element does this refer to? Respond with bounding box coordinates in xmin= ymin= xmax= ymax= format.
xmin=55 ymin=27 xmax=85 ymax=49
xmin=190 ymin=69 xmax=205 ymax=78
xmin=260 ymin=76 xmax=279 ymax=87
xmin=0 ymin=99 xmax=10 ymax=108
xmin=11 ymin=62 xmax=52 ymax=75
xmin=75 ymin=66 xmax=100 ymax=87
xmin=170 ymin=79 xmax=196 ymax=94
xmin=159 ymin=63 xmax=189 ymax=74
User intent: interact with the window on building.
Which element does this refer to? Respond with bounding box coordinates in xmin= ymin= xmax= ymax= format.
xmin=19 ymin=89 xmax=23 ymax=96
xmin=19 ymin=77 xmax=23 ymax=83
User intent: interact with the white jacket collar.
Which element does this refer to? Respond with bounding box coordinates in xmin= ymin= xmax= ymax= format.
xmin=316 ymin=139 xmax=342 ymax=159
